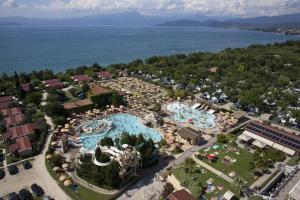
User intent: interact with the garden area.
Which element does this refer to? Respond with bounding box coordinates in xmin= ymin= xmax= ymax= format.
xmin=173 ymin=158 xmax=240 ymax=199
xmin=197 ymin=143 xmax=257 ymax=185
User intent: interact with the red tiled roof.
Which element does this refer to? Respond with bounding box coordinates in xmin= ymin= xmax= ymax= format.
xmin=90 ymin=83 xmax=112 ymax=94
xmin=72 ymin=75 xmax=90 ymax=82
xmin=0 ymin=96 xmax=13 ymax=103
xmin=97 ymin=71 xmax=112 ymax=79
xmin=44 ymin=79 xmax=64 ymax=89
xmin=167 ymin=189 xmax=196 ymax=200
xmin=0 ymin=101 xmax=11 ymax=109
xmin=9 ymin=143 xmax=20 ymax=153
xmin=44 ymin=79 xmax=60 ymax=84
xmin=21 ymin=83 xmax=31 ymax=92
xmin=1 ymin=107 xmax=22 ymax=116
xmin=16 ymin=136 xmax=32 ymax=152
xmin=5 ymin=114 xmax=26 ymax=126
xmin=9 ymin=123 xmax=38 ymax=140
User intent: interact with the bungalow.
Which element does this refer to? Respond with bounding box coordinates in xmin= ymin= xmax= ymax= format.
xmin=165 ymin=189 xmax=196 ymax=200
xmin=1 ymin=107 xmax=22 ymax=116
xmin=44 ymin=79 xmax=64 ymax=89
xmin=2 ymin=123 xmax=38 ymax=141
xmin=96 ymin=71 xmax=113 ymax=80
xmin=4 ymin=114 xmax=26 ymax=127
xmin=9 ymin=136 xmax=33 ymax=157
xmin=0 ymin=95 xmax=14 ymax=109
xmin=72 ymin=75 xmax=91 ymax=83
xmin=21 ymin=83 xmax=32 ymax=93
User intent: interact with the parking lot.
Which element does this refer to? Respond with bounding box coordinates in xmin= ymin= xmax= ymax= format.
xmin=0 ymin=158 xmax=70 ymax=200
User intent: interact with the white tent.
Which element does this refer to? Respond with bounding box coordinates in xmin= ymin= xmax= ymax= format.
xmin=223 ymin=191 xmax=235 ymax=200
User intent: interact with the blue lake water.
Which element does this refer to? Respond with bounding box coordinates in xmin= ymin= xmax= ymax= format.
xmin=0 ymin=25 xmax=299 ymax=74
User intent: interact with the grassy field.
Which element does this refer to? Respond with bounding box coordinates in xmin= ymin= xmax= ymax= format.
xmin=173 ymin=161 xmax=240 ymax=199
xmin=64 ymin=86 xmax=82 ymax=103
xmin=45 ymin=160 xmax=113 ymax=200
xmin=199 ymin=144 xmax=256 ymax=185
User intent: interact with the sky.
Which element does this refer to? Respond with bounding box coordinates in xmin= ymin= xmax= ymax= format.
xmin=0 ymin=0 xmax=300 ymax=18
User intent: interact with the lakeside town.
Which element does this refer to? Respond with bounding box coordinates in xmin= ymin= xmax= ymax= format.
xmin=0 ymin=42 xmax=300 ymax=200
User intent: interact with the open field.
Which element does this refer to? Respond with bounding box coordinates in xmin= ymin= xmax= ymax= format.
xmin=173 ymin=161 xmax=240 ymax=199
xmin=198 ymin=143 xmax=257 ymax=185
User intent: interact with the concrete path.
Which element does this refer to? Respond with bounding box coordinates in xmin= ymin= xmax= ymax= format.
xmin=192 ymin=155 xmax=234 ymax=183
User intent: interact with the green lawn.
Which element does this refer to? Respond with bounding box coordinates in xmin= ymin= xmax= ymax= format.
xmin=64 ymin=86 xmax=82 ymax=103
xmin=45 ymin=160 xmax=113 ymax=200
xmin=199 ymin=144 xmax=256 ymax=185
xmin=286 ymin=156 xmax=300 ymax=166
xmin=173 ymin=162 xmax=240 ymax=199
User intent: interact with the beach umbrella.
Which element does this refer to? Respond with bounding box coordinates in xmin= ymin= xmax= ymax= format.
xmin=62 ymin=163 xmax=69 ymax=169
xmin=46 ymin=154 xmax=52 ymax=160
xmin=64 ymin=179 xmax=72 ymax=186
xmin=53 ymin=166 xmax=60 ymax=172
xmin=59 ymin=175 xmax=67 ymax=181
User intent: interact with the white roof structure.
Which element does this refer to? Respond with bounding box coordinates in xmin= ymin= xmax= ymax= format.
xmin=223 ymin=191 xmax=235 ymax=200
xmin=253 ymin=140 xmax=266 ymax=148
xmin=191 ymin=103 xmax=201 ymax=109
xmin=238 ymin=133 xmax=252 ymax=142
xmin=242 ymin=130 xmax=296 ymax=156
xmin=289 ymin=180 xmax=300 ymax=200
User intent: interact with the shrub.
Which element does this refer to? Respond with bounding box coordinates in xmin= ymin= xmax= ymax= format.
xmin=99 ymin=154 xmax=110 ymax=163
xmin=172 ymin=146 xmax=183 ymax=154
xmin=217 ymin=134 xmax=229 ymax=144
xmin=100 ymin=137 xmax=114 ymax=146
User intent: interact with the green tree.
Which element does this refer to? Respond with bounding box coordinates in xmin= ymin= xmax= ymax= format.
xmin=25 ymin=92 xmax=42 ymax=105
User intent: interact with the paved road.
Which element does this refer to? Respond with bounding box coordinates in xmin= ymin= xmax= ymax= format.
xmin=277 ymin=170 xmax=300 ymax=200
xmin=118 ymin=137 xmax=216 ymax=200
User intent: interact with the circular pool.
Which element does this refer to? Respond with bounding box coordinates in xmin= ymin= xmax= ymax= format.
xmin=166 ymin=102 xmax=216 ymax=129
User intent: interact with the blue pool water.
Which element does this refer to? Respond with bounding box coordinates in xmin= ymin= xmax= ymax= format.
xmin=167 ymin=102 xmax=215 ymax=128
xmin=80 ymin=113 xmax=162 ymax=150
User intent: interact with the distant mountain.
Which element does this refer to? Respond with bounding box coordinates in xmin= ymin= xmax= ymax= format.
xmin=0 ymin=12 xmax=228 ymax=26
xmin=158 ymin=13 xmax=300 ymax=35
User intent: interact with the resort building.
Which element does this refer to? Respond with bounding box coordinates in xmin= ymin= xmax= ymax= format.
xmin=43 ymin=79 xmax=64 ymax=89
xmin=96 ymin=71 xmax=113 ymax=80
xmin=165 ymin=189 xmax=196 ymax=200
xmin=238 ymin=121 xmax=300 ymax=156
xmin=21 ymin=83 xmax=32 ymax=93
xmin=177 ymin=127 xmax=203 ymax=145
xmin=63 ymin=99 xmax=94 ymax=113
xmin=9 ymin=136 xmax=33 ymax=157
xmin=4 ymin=113 xmax=26 ymax=127
xmin=71 ymin=75 xmax=91 ymax=83
xmin=1 ymin=107 xmax=22 ymax=116
xmin=2 ymin=123 xmax=38 ymax=141
xmin=0 ymin=95 xmax=14 ymax=109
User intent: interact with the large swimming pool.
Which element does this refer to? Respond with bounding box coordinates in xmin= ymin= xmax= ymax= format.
xmin=166 ymin=102 xmax=216 ymax=129
xmin=78 ymin=114 xmax=162 ymax=150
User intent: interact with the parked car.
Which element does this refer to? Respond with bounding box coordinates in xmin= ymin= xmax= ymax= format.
xmin=19 ymin=189 xmax=33 ymax=200
xmin=0 ymin=169 xmax=5 ymax=180
xmin=7 ymin=165 xmax=19 ymax=175
xmin=31 ymin=184 xmax=44 ymax=197
xmin=7 ymin=192 xmax=20 ymax=200
xmin=22 ymin=161 xmax=32 ymax=170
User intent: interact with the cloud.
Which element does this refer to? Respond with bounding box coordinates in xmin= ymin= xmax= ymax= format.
xmin=1 ymin=0 xmax=300 ymax=17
